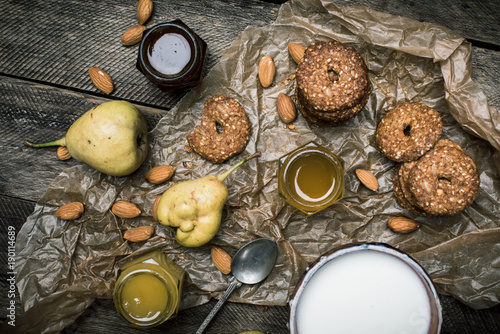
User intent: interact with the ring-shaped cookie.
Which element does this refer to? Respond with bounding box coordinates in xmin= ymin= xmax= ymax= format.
xmin=296 ymin=86 xmax=370 ymax=126
xmin=187 ymin=95 xmax=251 ymax=163
xmin=394 ymin=161 xmax=434 ymax=217
xmin=296 ymin=40 xmax=371 ymax=112
xmin=408 ymin=145 xmax=480 ymax=216
xmin=375 ymin=102 xmax=443 ymax=162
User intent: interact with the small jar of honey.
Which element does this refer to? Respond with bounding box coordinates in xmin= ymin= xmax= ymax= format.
xmin=278 ymin=141 xmax=344 ymax=215
xmin=137 ymin=20 xmax=207 ymax=91
xmin=113 ymin=250 xmax=185 ymax=328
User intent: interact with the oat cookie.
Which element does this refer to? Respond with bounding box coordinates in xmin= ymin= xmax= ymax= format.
xmin=397 ymin=160 xmax=434 ymax=217
xmin=400 ymin=139 xmax=463 ymax=210
xmin=434 ymin=138 xmax=464 ymax=152
xmin=296 ymin=86 xmax=371 ymax=126
xmin=408 ymin=145 xmax=480 ymax=216
xmin=393 ymin=164 xmax=414 ymax=212
xmin=187 ymin=95 xmax=251 ymax=163
xmin=375 ymin=102 xmax=443 ymax=162
xmin=296 ymin=98 xmax=335 ymax=127
xmin=296 ymin=40 xmax=370 ymax=111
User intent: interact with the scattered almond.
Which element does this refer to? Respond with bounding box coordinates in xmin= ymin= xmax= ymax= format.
xmin=145 ymin=165 xmax=175 ymax=184
xmin=55 ymin=202 xmax=84 ymax=221
xmin=277 ymin=93 xmax=297 ymax=124
xmin=152 ymin=195 xmax=161 ymax=221
xmin=388 ymin=217 xmax=420 ymax=234
xmin=258 ymin=55 xmax=275 ymax=88
xmin=355 ymin=169 xmax=379 ymax=191
xmin=288 ymin=43 xmax=305 ymax=64
xmin=124 ymin=225 xmax=154 ymax=242
xmin=121 ymin=25 xmax=146 ymax=46
xmin=112 ymin=201 xmax=141 ymax=218
xmin=88 ymin=67 xmax=114 ymax=94
xmin=211 ymin=246 xmax=232 ymax=275
xmin=137 ymin=0 xmax=153 ymax=25
xmin=57 ymin=146 xmax=71 ymax=160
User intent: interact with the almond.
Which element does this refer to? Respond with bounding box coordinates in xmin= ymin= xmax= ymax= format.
xmin=55 ymin=202 xmax=84 ymax=221
xmin=57 ymin=146 xmax=71 ymax=160
xmin=388 ymin=217 xmax=420 ymax=234
xmin=137 ymin=0 xmax=153 ymax=25
xmin=211 ymin=246 xmax=232 ymax=275
xmin=112 ymin=201 xmax=141 ymax=218
xmin=288 ymin=43 xmax=305 ymax=64
xmin=152 ymin=195 xmax=161 ymax=221
xmin=124 ymin=225 xmax=154 ymax=242
xmin=258 ymin=55 xmax=275 ymax=88
xmin=355 ymin=169 xmax=379 ymax=191
xmin=145 ymin=165 xmax=175 ymax=184
xmin=277 ymin=93 xmax=297 ymax=124
xmin=121 ymin=25 xmax=146 ymax=46
xmin=88 ymin=67 xmax=114 ymax=94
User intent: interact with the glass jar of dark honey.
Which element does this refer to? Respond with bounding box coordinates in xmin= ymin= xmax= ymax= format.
xmin=278 ymin=141 xmax=344 ymax=215
xmin=137 ymin=20 xmax=207 ymax=91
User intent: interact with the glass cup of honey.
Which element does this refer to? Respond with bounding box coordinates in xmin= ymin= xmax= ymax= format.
xmin=136 ymin=20 xmax=207 ymax=91
xmin=113 ymin=250 xmax=185 ymax=328
xmin=277 ymin=141 xmax=344 ymax=215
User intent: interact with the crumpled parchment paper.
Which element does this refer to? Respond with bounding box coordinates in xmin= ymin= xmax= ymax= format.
xmin=15 ymin=0 xmax=500 ymax=332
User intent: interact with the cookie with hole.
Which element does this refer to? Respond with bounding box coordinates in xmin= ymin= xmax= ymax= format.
xmin=408 ymin=144 xmax=480 ymax=216
xmin=295 ymin=39 xmax=371 ymax=126
xmin=187 ymin=95 xmax=251 ymax=163
xmin=375 ymin=102 xmax=443 ymax=162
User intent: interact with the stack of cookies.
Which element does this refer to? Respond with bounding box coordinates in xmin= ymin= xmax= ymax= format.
xmin=376 ymin=102 xmax=480 ymax=216
xmin=295 ymin=40 xmax=371 ymax=126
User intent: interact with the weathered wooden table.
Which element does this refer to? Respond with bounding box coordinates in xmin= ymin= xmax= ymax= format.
xmin=1 ymin=0 xmax=499 ymax=333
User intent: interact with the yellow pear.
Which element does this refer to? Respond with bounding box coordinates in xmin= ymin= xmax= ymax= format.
xmin=25 ymin=101 xmax=148 ymax=176
xmin=156 ymin=153 xmax=260 ymax=247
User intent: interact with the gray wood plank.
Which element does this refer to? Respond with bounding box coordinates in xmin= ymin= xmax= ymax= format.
xmin=333 ymin=0 xmax=500 ymax=47
xmin=0 ymin=0 xmax=281 ymax=110
xmin=61 ymin=298 xmax=289 ymax=334
xmin=1 ymin=0 xmax=499 ymax=111
xmin=471 ymin=47 xmax=500 ymax=109
xmin=1 ymin=0 xmax=500 ymax=332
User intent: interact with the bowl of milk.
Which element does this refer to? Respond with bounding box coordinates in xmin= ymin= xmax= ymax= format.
xmin=288 ymin=243 xmax=442 ymax=334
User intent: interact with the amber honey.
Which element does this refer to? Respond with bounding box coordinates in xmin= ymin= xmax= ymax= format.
xmin=286 ymin=152 xmax=338 ymax=203
xmin=278 ymin=142 xmax=344 ymax=215
xmin=120 ymin=272 xmax=169 ymax=322
xmin=113 ymin=250 xmax=185 ymax=328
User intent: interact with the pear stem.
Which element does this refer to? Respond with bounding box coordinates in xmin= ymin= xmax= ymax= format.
xmin=217 ymin=152 xmax=261 ymax=182
xmin=24 ymin=138 xmax=66 ymax=148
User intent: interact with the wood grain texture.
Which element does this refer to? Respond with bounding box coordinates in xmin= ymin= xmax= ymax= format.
xmin=1 ymin=0 xmax=499 ymax=111
xmin=471 ymin=48 xmax=500 ymax=108
xmin=1 ymin=0 xmax=499 ymax=333
xmin=0 ymin=0 xmax=281 ymax=111
xmin=332 ymin=0 xmax=500 ymax=47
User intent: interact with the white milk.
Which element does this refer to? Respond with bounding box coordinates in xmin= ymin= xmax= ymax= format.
xmin=296 ymin=250 xmax=432 ymax=334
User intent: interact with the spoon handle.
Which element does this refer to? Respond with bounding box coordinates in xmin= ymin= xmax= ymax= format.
xmin=195 ymin=276 xmax=242 ymax=334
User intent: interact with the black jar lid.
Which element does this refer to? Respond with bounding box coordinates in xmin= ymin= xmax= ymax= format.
xmin=137 ymin=20 xmax=207 ymax=92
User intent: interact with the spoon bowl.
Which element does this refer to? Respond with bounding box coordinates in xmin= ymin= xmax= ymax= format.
xmin=195 ymin=238 xmax=278 ymax=334
xmin=232 ymin=238 xmax=279 ymax=284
